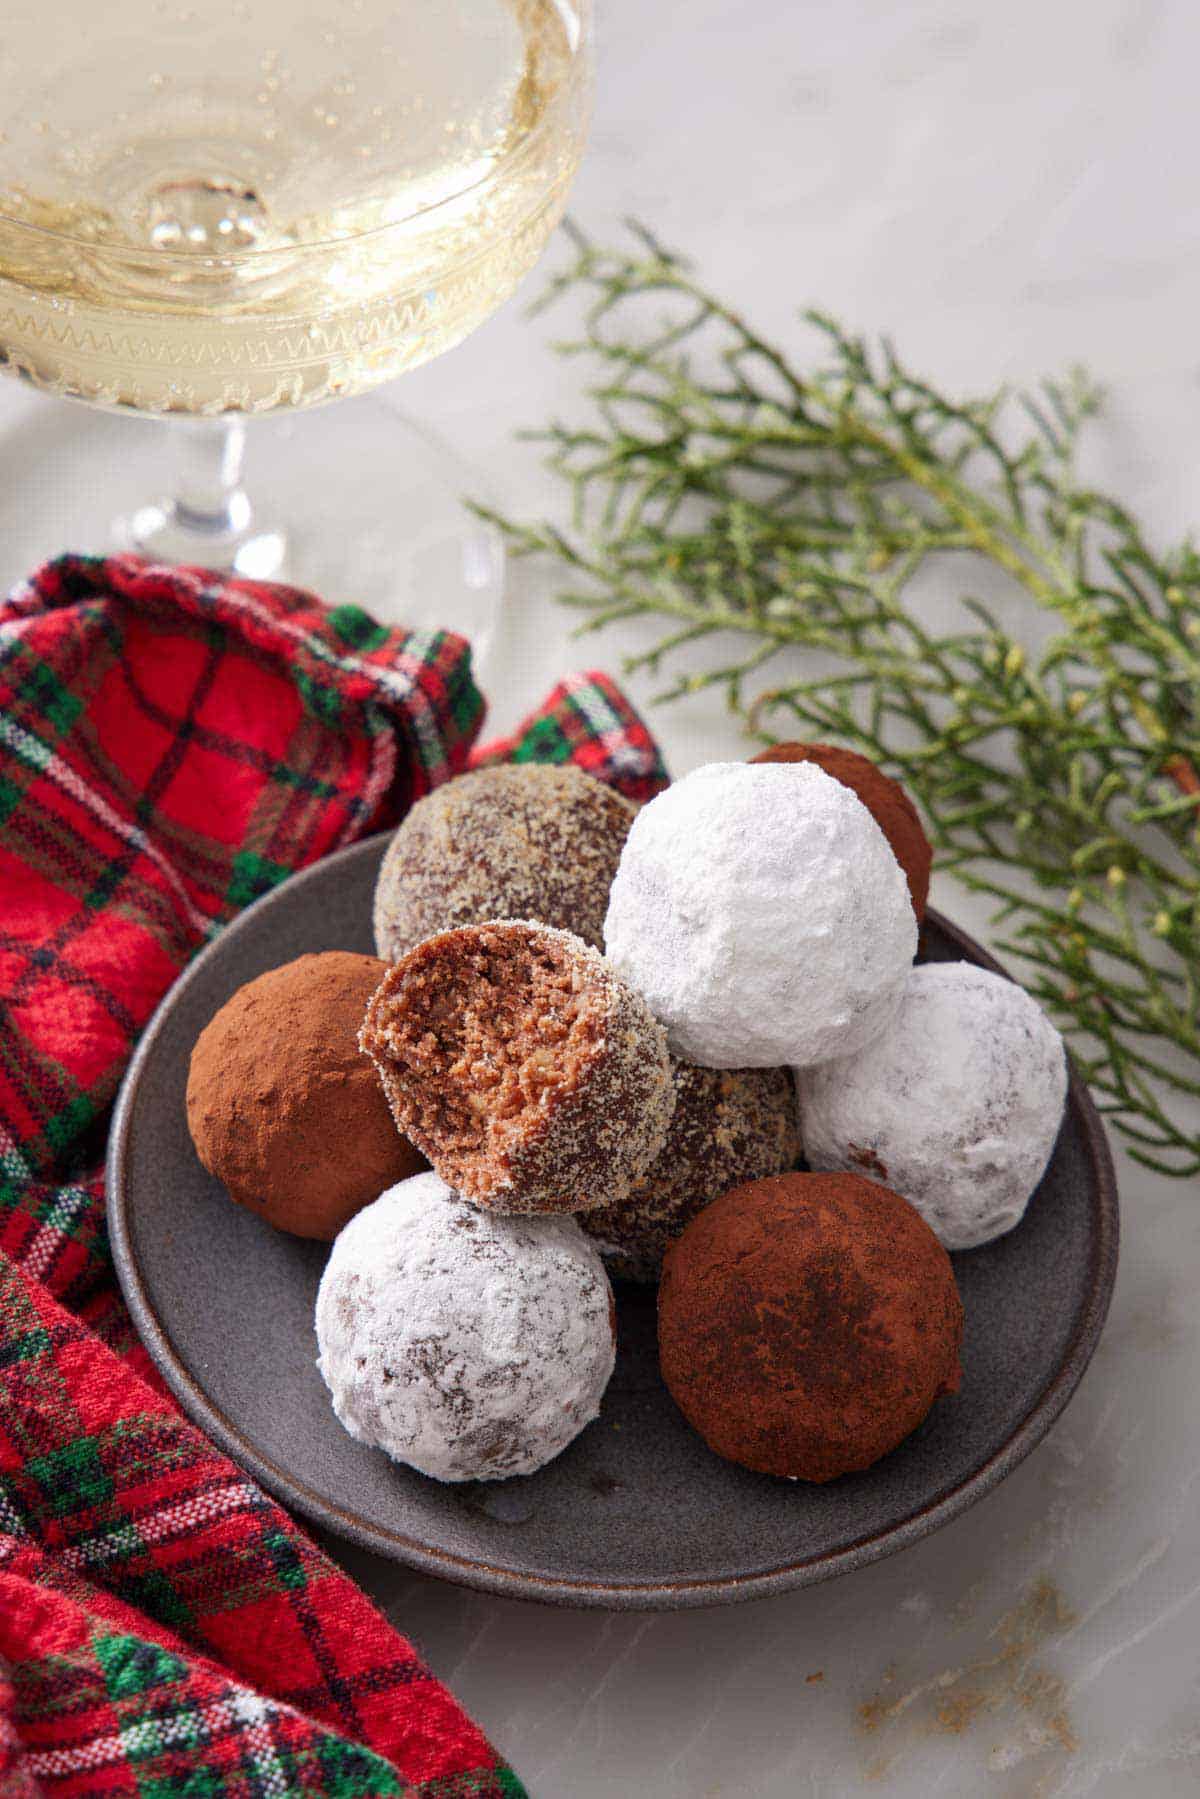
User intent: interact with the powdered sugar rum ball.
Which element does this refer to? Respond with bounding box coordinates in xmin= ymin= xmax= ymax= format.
xmin=750 ymin=741 xmax=932 ymax=922
xmin=797 ymin=962 xmax=1068 ymax=1250
xmin=315 ymin=1171 xmax=616 ymax=1482
xmin=603 ymin=761 xmax=917 ymax=1067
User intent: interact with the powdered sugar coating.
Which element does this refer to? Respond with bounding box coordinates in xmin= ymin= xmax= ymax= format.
xmin=372 ymin=764 xmax=636 ymax=960
xmin=315 ymin=1171 xmax=616 ymax=1481
xmin=603 ymin=761 xmax=917 ymax=1068
xmin=797 ymin=962 xmax=1068 ymax=1250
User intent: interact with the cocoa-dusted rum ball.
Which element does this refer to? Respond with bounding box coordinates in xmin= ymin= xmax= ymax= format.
xmin=751 ymin=741 xmax=932 ymax=921
xmin=187 ymin=952 xmax=424 ymax=1240
xmin=658 ymin=1172 xmax=963 ymax=1481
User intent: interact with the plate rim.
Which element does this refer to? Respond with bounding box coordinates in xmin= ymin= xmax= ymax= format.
xmin=107 ymin=833 xmax=1120 ymax=1611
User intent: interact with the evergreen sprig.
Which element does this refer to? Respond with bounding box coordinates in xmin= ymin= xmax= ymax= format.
xmin=478 ymin=224 xmax=1200 ymax=1176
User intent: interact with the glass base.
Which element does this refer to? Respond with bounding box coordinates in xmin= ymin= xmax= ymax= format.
xmin=0 ymin=392 xmax=505 ymax=665
xmin=123 ymin=497 xmax=290 ymax=583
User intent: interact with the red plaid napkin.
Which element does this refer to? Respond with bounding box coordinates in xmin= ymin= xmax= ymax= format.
xmin=0 ymin=555 xmax=668 ymax=1798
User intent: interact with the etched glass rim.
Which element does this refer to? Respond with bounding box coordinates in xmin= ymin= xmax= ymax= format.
xmin=0 ymin=0 xmax=591 ymax=265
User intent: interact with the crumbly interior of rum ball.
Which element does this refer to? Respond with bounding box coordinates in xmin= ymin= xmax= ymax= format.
xmin=366 ymin=933 xmax=605 ymax=1191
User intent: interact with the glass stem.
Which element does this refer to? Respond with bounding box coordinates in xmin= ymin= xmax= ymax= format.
xmin=125 ymin=417 xmax=285 ymax=578
xmin=172 ymin=419 xmax=252 ymax=540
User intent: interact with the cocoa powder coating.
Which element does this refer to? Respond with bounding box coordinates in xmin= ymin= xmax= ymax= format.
xmin=751 ymin=741 xmax=932 ymax=921
xmin=658 ymin=1171 xmax=963 ymax=1481
xmin=186 ymin=952 xmax=424 ymax=1240
xmin=360 ymin=920 xmax=675 ymax=1215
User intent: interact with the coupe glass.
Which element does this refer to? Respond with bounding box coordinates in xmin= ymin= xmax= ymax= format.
xmin=0 ymin=0 xmax=592 ymax=650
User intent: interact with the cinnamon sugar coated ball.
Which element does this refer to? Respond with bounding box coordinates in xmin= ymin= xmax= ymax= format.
xmin=360 ymin=921 xmax=674 ymax=1215
xmin=658 ymin=1173 xmax=964 ymax=1481
xmin=580 ymin=1061 xmax=800 ymax=1281
xmin=604 ymin=761 xmax=917 ymax=1068
xmin=316 ymin=1172 xmax=616 ymax=1481
xmin=751 ymin=741 xmax=932 ymax=921
xmin=372 ymin=764 xmax=637 ymax=960
xmin=798 ymin=962 xmax=1068 ymax=1249
xmin=186 ymin=952 xmax=424 ymax=1241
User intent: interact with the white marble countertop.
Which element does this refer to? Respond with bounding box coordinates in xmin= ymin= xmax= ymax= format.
xmin=4 ymin=1 xmax=1200 ymax=1792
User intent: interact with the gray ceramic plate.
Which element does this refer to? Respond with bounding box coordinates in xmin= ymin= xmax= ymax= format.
xmin=107 ymin=834 xmax=1119 ymax=1610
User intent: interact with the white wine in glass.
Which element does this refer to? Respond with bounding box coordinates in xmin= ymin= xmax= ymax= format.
xmin=0 ymin=0 xmax=593 ymax=644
